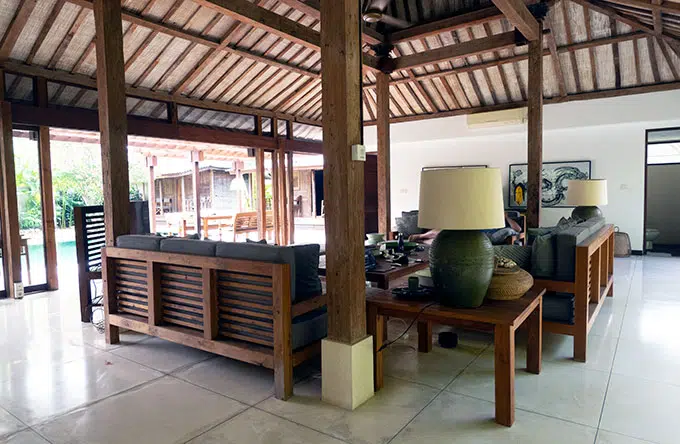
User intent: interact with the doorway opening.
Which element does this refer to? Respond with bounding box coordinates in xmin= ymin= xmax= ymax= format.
xmin=644 ymin=128 xmax=680 ymax=257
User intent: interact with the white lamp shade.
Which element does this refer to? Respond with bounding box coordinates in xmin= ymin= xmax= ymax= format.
xmin=418 ymin=168 xmax=506 ymax=230
xmin=566 ymin=179 xmax=608 ymax=206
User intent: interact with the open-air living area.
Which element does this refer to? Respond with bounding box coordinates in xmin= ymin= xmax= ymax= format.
xmin=1 ymin=0 xmax=680 ymax=443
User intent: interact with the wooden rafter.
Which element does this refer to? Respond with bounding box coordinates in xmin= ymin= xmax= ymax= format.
xmin=392 ymin=45 xmax=439 ymax=113
xmin=26 ymin=0 xmax=66 ymax=64
xmin=561 ymin=0 xmax=582 ymax=92
xmin=483 ymin=23 xmax=514 ymax=101
xmin=657 ymin=38 xmax=680 ymax=80
xmin=492 ymin=0 xmax=541 ymax=40
xmin=610 ymin=18 xmax=622 ymax=88
xmin=48 ymin=8 xmax=91 ymax=69
xmin=582 ymin=4 xmax=599 ymax=89
xmin=648 ymin=37 xmax=661 ymax=82
xmin=545 ymin=17 xmax=567 ymax=96
xmin=0 ymin=0 xmax=38 ymax=60
xmin=463 ymin=27 xmax=501 ymax=104
xmin=193 ymin=0 xmax=321 ymax=50
xmin=632 ymin=36 xmax=642 ymax=84
xmin=501 ymin=20 xmax=527 ymax=101
xmin=394 ymin=31 xmax=518 ymax=70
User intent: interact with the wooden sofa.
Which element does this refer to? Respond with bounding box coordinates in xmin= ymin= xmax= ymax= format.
xmin=533 ymin=224 xmax=615 ymax=362
xmin=102 ymin=238 xmax=327 ymax=400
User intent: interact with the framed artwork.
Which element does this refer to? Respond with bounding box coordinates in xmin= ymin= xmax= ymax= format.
xmin=508 ymin=160 xmax=591 ymax=208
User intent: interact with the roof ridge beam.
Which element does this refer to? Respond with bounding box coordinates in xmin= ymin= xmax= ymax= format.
xmin=492 ymin=0 xmax=541 ymax=40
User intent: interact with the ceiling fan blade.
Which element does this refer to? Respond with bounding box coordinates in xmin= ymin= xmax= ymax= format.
xmin=380 ymin=14 xmax=411 ymax=29
xmin=365 ymin=0 xmax=391 ymax=12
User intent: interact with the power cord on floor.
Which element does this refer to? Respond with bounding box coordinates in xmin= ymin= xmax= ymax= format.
xmin=377 ymin=302 xmax=436 ymax=352
xmin=89 ymin=279 xmax=106 ymax=334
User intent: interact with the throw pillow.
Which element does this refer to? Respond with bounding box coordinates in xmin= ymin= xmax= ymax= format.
xmin=531 ymin=233 xmax=555 ymax=278
xmin=494 ymin=245 xmax=532 ymax=271
xmin=246 ymin=238 xmax=268 ymax=244
xmin=489 ymin=227 xmax=519 ymax=245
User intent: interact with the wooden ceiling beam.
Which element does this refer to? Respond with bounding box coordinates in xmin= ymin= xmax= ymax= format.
xmin=0 ymin=60 xmax=321 ymax=125
xmin=492 ymin=0 xmax=541 ymax=40
xmin=0 ymin=0 xmax=38 ymax=60
xmin=582 ymin=4 xmax=599 ymax=89
xmin=389 ymin=7 xmax=505 ymax=44
xmin=124 ymin=0 xmax=183 ymax=72
xmin=595 ymin=0 xmax=680 ymax=17
xmin=658 ymin=38 xmax=680 ymax=79
xmin=610 ymin=17 xmax=622 ymax=89
xmin=26 ymin=0 xmax=66 ymax=64
xmin=483 ymin=23 xmax=514 ymax=101
xmin=193 ymin=0 xmax=321 ymax=50
xmin=393 ymin=31 xmax=518 ymax=70
xmin=462 ymin=28 xmax=498 ymax=105
xmin=545 ymin=15 xmax=567 ymax=96
xmin=562 ymin=0 xmax=582 ymax=93
xmin=647 ymin=37 xmax=661 ymax=82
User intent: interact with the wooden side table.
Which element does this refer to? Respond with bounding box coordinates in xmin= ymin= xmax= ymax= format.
xmin=366 ymin=288 xmax=545 ymax=427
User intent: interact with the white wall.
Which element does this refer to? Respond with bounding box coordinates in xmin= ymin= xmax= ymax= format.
xmin=364 ymin=90 xmax=680 ymax=250
xmin=646 ymin=164 xmax=680 ymax=245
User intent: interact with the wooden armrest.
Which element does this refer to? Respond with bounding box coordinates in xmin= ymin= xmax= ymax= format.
xmin=292 ymin=294 xmax=327 ymax=318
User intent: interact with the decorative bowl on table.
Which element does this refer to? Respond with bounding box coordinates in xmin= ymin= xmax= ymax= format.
xmin=486 ymin=256 xmax=534 ymax=301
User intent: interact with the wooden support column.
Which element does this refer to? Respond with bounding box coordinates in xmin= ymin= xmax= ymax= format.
xmin=0 ymin=102 xmax=21 ymax=297
xmin=190 ymin=150 xmax=203 ymax=236
xmin=36 ymin=77 xmax=58 ymax=290
xmin=277 ymin=143 xmax=288 ymax=245
xmin=376 ymin=72 xmax=391 ymax=237
xmin=146 ymin=155 xmax=157 ymax=233
xmin=526 ymin=20 xmax=544 ymax=229
xmin=271 ymin=148 xmax=281 ymax=245
xmin=286 ymin=150 xmax=295 ymax=244
xmin=320 ymin=0 xmax=366 ymax=344
xmin=94 ymin=0 xmax=130 ymax=247
xmin=255 ymin=148 xmax=267 ymax=239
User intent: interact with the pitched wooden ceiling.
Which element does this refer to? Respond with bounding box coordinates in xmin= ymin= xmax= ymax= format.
xmin=0 ymin=0 xmax=678 ymax=127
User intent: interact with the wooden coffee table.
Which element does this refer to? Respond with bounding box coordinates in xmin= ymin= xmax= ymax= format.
xmin=366 ymin=288 xmax=545 ymax=427
xmin=319 ymin=248 xmax=429 ymax=289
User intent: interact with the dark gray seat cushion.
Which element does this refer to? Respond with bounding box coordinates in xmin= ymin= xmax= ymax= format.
xmin=160 ymin=238 xmax=217 ymax=256
xmin=116 ymin=234 xmax=162 ymax=251
xmin=292 ymin=308 xmax=327 ymax=350
xmin=554 ymin=217 xmax=606 ymax=281
xmin=542 ymin=292 xmax=575 ymax=324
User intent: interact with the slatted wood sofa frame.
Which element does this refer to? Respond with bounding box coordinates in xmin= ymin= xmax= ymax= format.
xmin=102 ymin=246 xmax=327 ymax=400
xmin=75 ymin=206 xmax=105 ymax=323
xmin=533 ymin=224 xmax=615 ymax=362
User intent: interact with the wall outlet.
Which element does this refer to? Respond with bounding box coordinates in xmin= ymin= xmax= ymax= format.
xmin=351 ymin=144 xmax=366 ymax=161
xmin=13 ymin=282 xmax=24 ymax=300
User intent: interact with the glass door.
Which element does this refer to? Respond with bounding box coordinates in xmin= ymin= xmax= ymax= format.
xmin=13 ymin=128 xmax=48 ymax=292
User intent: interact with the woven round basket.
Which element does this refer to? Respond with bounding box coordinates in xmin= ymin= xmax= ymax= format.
xmin=486 ymin=268 xmax=534 ymax=301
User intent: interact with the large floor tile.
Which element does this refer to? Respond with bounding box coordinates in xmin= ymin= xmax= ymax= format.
xmin=0 ymin=408 xmax=24 ymax=439
xmin=187 ymin=407 xmax=346 ymax=444
xmin=0 ymin=352 xmax=162 ymax=425
xmin=390 ymin=391 xmax=597 ymax=444
xmin=447 ymin=359 xmax=610 ymax=427
xmin=0 ymin=430 xmax=50 ymax=444
xmin=542 ymin=332 xmax=619 ymax=373
xmin=37 ymin=376 xmax=246 ymax=444
xmin=600 ymin=373 xmax=680 ymax=444
xmin=111 ymin=337 xmax=214 ymax=373
xmin=596 ymin=430 xmax=656 ymax=444
xmin=612 ymin=336 xmax=680 ymax=385
xmin=618 ymin=301 xmax=680 ymax=345
xmin=60 ymin=324 xmax=150 ymax=352
xmin=588 ymin=309 xmax=624 ymax=338
xmin=174 ymin=357 xmax=276 ymax=405
xmin=382 ymin=340 xmax=484 ymax=389
xmin=259 ymin=376 xmax=438 ymax=444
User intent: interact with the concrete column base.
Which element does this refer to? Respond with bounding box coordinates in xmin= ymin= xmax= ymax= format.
xmin=321 ymin=335 xmax=374 ymax=410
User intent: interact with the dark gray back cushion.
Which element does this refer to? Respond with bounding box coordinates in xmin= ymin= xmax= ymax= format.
xmin=215 ymin=242 xmax=321 ymax=303
xmin=160 ymin=238 xmax=217 ymax=256
xmin=116 ymin=234 xmax=162 ymax=251
xmin=553 ymin=217 xmax=606 ymax=281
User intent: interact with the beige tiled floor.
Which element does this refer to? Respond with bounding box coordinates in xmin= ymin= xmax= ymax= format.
xmin=1 ymin=256 xmax=680 ymax=443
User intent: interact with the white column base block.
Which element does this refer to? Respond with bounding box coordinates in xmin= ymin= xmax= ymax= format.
xmin=321 ymin=335 xmax=375 ymax=410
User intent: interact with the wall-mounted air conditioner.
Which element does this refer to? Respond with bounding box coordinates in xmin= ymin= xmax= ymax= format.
xmin=466 ymin=107 xmax=528 ymax=129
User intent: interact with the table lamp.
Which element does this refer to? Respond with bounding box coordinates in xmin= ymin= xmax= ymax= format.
xmin=418 ymin=168 xmax=505 ymax=308
xmin=567 ymin=179 xmax=607 ymax=221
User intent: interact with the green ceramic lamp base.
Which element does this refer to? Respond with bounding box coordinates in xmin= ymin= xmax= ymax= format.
xmin=571 ymin=206 xmax=602 ymax=221
xmin=429 ymin=230 xmax=494 ymax=308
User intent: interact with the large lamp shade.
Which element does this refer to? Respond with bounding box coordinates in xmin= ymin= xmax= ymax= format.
xmin=417 ymin=167 xmax=506 ymax=308
xmin=567 ymin=179 xmax=607 ymax=221
xmin=566 ymin=179 xmax=608 ymax=206
xmin=418 ymin=168 xmax=506 ymax=230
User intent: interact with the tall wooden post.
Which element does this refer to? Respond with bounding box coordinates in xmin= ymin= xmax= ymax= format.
xmin=255 ymin=148 xmax=267 ymax=239
xmin=0 ymin=102 xmax=21 ymax=297
xmin=526 ymin=21 xmax=544 ymax=229
xmin=146 ymin=155 xmax=157 ymax=233
xmin=277 ymin=145 xmax=288 ymax=245
xmin=320 ymin=0 xmax=373 ymax=411
xmin=190 ymin=150 xmax=203 ymax=236
xmin=94 ymin=0 xmax=130 ymax=248
xmin=36 ymin=77 xmax=58 ymax=290
xmin=287 ymin=151 xmax=295 ymax=244
xmin=376 ymin=72 xmax=391 ymax=237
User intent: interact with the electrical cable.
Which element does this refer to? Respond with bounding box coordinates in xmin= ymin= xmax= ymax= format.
xmin=377 ymin=301 xmax=436 ymax=352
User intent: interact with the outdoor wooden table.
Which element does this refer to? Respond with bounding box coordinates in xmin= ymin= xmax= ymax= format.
xmin=319 ymin=248 xmax=429 ymax=289
xmin=366 ymin=287 xmax=545 ymax=427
